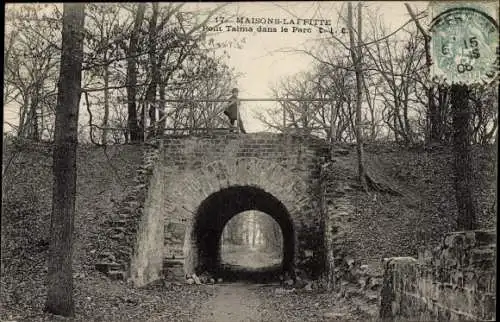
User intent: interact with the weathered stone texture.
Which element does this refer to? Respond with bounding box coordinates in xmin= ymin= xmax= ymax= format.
xmin=380 ymin=230 xmax=496 ymax=321
xmin=129 ymin=155 xmax=165 ymax=286
xmin=96 ymin=133 xmax=335 ymax=286
xmin=159 ymin=133 xmax=329 ymax=279
xmin=95 ymin=146 xmax=160 ymax=283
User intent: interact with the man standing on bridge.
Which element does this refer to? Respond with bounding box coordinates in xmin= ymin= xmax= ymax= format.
xmin=223 ymin=88 xmax=246 ymax=133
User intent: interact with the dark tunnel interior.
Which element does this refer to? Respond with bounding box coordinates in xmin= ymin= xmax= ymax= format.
xmin=193 ymin=185 xmax=295 ymax=280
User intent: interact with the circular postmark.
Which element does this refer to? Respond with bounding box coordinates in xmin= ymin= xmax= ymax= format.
xmin=430 ymin=6 xmax=499 ymax=85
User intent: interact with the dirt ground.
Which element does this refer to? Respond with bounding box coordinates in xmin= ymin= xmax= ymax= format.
xmin=192 ymin=282 xmax=375 ymax=322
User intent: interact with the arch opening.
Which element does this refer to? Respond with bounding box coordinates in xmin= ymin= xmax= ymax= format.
xmin=192 ymin=185 xmax=295 ymax=281
xmin=220 ymin=211 xmax=283 ymax=270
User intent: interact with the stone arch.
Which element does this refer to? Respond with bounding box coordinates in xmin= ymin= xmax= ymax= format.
xmin=163 ymin=157 xmax=310 ymax=275
xmin=191 ymin=185 xmax=295 ymax=276
xmin=165 ymin=158 xmax=309 ymax=218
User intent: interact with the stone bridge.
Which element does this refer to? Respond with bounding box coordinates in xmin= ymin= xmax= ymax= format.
xmin=97 ymin=132 xmax=359 ymax=287
xmin=132 ymin=132 xmax=330 ymax=285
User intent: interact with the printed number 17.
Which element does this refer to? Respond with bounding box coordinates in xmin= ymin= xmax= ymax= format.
xmin=215 ymin=17 xmax=225 ymax=23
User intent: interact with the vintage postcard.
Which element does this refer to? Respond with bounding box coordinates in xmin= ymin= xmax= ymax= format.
xmin=2 ymin=2 xmax=498 ymax=321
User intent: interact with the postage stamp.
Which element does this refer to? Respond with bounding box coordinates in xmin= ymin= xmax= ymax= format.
xmin=429 ymin=3 xmax=499 ymax=85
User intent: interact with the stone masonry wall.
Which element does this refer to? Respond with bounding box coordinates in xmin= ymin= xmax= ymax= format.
xmin=97 ymin=133 xmax=333 ymax=287
xmin=160 ymin=133 xmax=330 ymax=278
xmin=380 ymin=230 xmax=496 ymax=321
xmin=95 ymin=145 xmax=160 ymax=283
xmin=129 ymin=150 xmax=166 ymax=287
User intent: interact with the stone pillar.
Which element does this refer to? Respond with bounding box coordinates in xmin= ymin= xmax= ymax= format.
xmin=129 ymin=155 xmax=165 ymax=287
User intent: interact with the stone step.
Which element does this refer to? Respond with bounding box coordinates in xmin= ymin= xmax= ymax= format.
xmin=471 ymin=248 xmax=495 ymax=262
xmin=118 ymin=212 xmax=134 ymax=219
xmin=95 ymin=261 xmax=123 ymax=274
xmin=363 ymin=290 xmax=380 ymax=304
xmin=108 ymin=270 xmax=125 ymax=280
xmin=474 ymin=231 xmax=496 ymax=247
xmin=111 ymin=219 xmax=130 ymax=227
xmin=108 ymin=226 xmax=127 ymax=234
xmin=162 ymin=262 xmax=185 ymax=281
xmin=97 ymin=251 xmax=116 ymax=262
xmin=110 ymin=232 xmax=125 ymax=240
xmin=125 ymin=201 xmax=140 ymax=208
xmin=116 ymin=247 xmax=133 ymax=257
xmin=163 ymin=258 xmax=184 ymax=264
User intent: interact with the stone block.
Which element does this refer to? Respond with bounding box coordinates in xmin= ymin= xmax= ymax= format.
xmin=382 ymin=230 xmax=497 ymax=321
xmin=109 ymin=226 xmax=127 ymax=234
xmin=471 ymin=248 xmax=494 ymax=264
xmin=95 ymin=262 xmax=110 ymax=274
xmin=97 ymin=251 xmax=116 ymax=262
xmin=108 ymin=270 xmax=125 ymax=280
xmin=481 ymin=293 xmax=496 ymax=320
xmin=112 ymin=219 xmax=130 ymax=227
xmin=118 ymin=212 xmax=133 ymax=219
xmin=476 ymin=274 xmax=495 ymax=293
xmin=110 ymin=232 xmax=125 ymax=240
xmin=474 ymin=230 xmax=496 ymax=247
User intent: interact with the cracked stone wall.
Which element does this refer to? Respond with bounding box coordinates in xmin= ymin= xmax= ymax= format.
xmin=380 ymin=230 xmax=496 ymax=321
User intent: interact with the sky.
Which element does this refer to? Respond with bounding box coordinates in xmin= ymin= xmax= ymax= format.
xmin=188 ymin=2 xmax=429 ymax=132
xmin=3 ymin=2 xmax=431 ymax=134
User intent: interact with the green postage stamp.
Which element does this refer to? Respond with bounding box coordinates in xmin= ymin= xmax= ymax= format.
xmin=429 ymin=2 xmax=499 ymax=85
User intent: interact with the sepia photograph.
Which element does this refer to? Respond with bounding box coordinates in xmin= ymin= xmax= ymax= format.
xmin=2 ymin=2 xmax=498 ymax=321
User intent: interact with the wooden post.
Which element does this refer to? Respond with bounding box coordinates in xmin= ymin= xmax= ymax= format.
xmin=236 ymin=97 xmax=240 ymax=134
xmin=283 ymin=95 xmax=287 ymax=132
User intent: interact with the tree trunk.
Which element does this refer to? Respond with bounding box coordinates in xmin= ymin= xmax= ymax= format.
xmin=428 ymin=87 xmax=440 ymax=142
xmin=329 ymin=102 xmax=335 ymax=143
xmin=405 ymin=4 xmax=440 ymax=144
xmin=44 ymin=3 xmax=85 ymax=317
xmin=126 ymin=3 xmax=145 ymax=143
xmin=451 ymin=84 xmax=477 ymax=230
xmin=158 ymin=83 xmax=166 ymax=136
xmin=348 ymin=2 xmax=368 ymax=190
xmin=146 ymin=3 xmax=159 ymax=139
xmin=102 ymin=63 xmax=109 ymax=145
xmin=28 ymin=88 xmax=40 ymax=141
xmin=18 ymin=98 xmax=28 ymax=138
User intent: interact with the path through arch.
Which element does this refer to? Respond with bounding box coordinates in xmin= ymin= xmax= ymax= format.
xmin=185 ymin=185 xmax=295 ymax=281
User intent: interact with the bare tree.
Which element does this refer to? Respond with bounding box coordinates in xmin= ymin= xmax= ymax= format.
xmin=84 ymin=4 xmax=123 ymax=145
xmin=4 ymin=4 xmax=62 ymax=140
xmin=6 ymin=4 xmax=235 ymax=144
xmin=348 ymin=2 xmax=368 ymax=190
xmin=44 ymin=3 xmax=85 ymax=316
xmin=124 ymin=3 xmax=145 ymax=142
xmin=405 ymin=3 xmax=438 ymax=143
xmin=256 ymin=63 xmax=358 ymax=142
xmin=469 ymin=87 xmax=498 ymax=144
xmin=363 ymin=12 xmax=425 ymax=144
xmin=451 ymin=85 xmax=477 ymax=230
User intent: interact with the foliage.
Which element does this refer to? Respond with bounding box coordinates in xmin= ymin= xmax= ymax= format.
xmin=4 ymin=4 xmax=62 ymax=141
xmin=257 ymin=4 xmax=498 ymax=147
xmin=4 ymin=3 xmax=238 ymax=144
